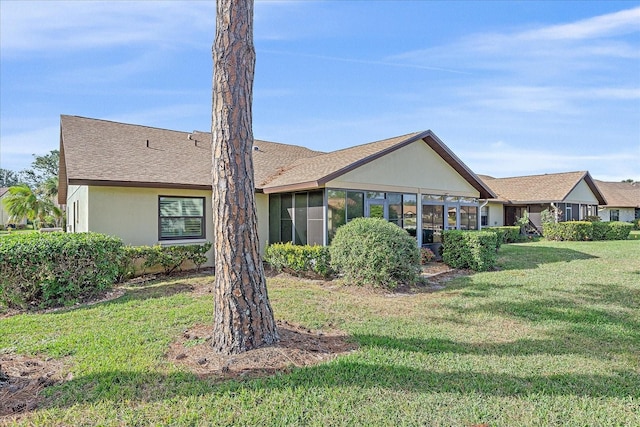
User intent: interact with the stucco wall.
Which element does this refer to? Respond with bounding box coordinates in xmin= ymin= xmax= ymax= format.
xmin=68 ymin=185 xmax=272 ymax=263
xmin=66 ymin=185 xmax=89 ymax=233
xmin=484 ymin=202 xmax=505 ymax=227
xmin=599 ymin=207 xmax=636 ymax=222
xmin=85 ymin=186 xmax=213 ymax=247
xmin=326 ymin=140 xmax=480 ymax=197
xmin=565 ymin=180 xmax=599 ymax=204
xmin=255 ymin=192 xmax=269 ymax=256
xmin=0 ymin=195 xmax=10 ymax=225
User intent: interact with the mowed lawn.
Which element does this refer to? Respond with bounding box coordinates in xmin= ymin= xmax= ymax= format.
xmin=1 ymin=239 xmax=639 ymax=426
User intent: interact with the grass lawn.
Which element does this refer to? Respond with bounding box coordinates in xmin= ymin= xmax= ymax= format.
xmin=1 ymin=239 xmax=639 ymax=426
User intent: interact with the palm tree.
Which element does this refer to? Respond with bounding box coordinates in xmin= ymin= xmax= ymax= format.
xmin=1 ymin=184 xmax=60 ymax=229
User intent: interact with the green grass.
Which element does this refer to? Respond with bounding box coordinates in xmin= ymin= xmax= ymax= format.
xmin=1 ymin=240 xmax=639 ymax=426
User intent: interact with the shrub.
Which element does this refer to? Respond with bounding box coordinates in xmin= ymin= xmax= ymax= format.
xmin=543 ymin=221 xmax=592 ymax=241
xmin=0 ymin=232 xmax=124 ymax=308
xmin=442 ymin=230 xmax=497 ymax=272
xmin=484 ymin=226 xmax=520 ymax=247
xmin=118 ymin=242 xmax=213 ymax=279
xmin=264 ymin=242 xmax=332 ymax=278
xmin=605 ymin=221 xmax=633 ymax=240
xmin=420 ymin=247 xmax=436 ymax=264
xmin=543 ymin=221 xmax=633 ymax=241
xmin=329 ymin=217 xmax=420 ymax=289
xmin=590 ymin=221 xmax=609 ymax=241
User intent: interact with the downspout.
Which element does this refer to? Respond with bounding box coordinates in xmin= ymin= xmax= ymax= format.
xmin=478 ymin=199 xmax=489 ymax=230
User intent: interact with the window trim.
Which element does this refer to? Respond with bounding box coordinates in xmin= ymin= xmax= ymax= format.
xmin=158 ymin=196 xmax=206 ymax=241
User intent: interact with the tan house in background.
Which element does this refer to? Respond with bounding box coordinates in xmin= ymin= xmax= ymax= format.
xmin=58 ymin=115 xmax=495 ymax=261
xmin=595 ymin=180 xmax=640 ymax=223
xmin=0 ymin=187 xmax=10 ymax=226
xmin=479 ymin=172 xmax=606 ymax=233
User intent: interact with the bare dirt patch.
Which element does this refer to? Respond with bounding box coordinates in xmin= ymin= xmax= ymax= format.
xmin=0 ymin=355 xmax=67 ymax=417
xmin=167 ymin=320 xmax=358 ymax=380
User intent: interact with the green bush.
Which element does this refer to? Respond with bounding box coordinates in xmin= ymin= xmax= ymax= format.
xmin=329 ymin=217 xmax=420 ymax=289
xmin=0 ymin=232 xmax=123 ymax=309
xmin=543 ymin=221 xmax=633 ymax=241
xmin=543 ymin=221 xmax=592 ymax=241
xmin=119 ymin=242 xmax=213 ymax=279
xmin=264 ymin=242 xmax=331 ymax=278
xmin=605 ymin=221 xmax=633 ymax=240
xmin=484 ymin=226 xmax=521 ymax=248
xmin=442 ymin=230 xmax=497 ymax=272
xmin=590 ymin=221 xmax=609 ymax=241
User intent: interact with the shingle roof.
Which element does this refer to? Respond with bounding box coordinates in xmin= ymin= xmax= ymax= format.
xmin=0 ymin=188 xmax=8 ymax=198
xmin=260 ymin=130 xmax=495 ymax=198
xmin=594 ymin=180 xmax=640 ymax=208
xmin=59 ymin=115 xmax=495 ymax=203
xmin=59 ymin=115 xmax=321 ymax=203
xmin=479 ymin=171 xmax=606 ymax=205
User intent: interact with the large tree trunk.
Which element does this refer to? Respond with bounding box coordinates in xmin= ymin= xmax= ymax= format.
xmin=211 ymin=0 xmax=278 ymax=355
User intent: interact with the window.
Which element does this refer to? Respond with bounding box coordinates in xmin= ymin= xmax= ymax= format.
xmin=481 ymin=206 xmax=488 ymax=226
xmin=421 ymin=204 xmax=444 ymax=243
xmin=565 ymin=204 xmax=572 ymax=222
xmin=460 ymin=205 xmax=478 ymax=230
xmin=270 ymin=191 xmax=324 ymax=245
xmin=327 ymin=189 xmax=346 ymax=242
xmin=159 ymin=196 xmax=205 ymax=240
xmin=610 ymin=209 xmax=620 ymax=222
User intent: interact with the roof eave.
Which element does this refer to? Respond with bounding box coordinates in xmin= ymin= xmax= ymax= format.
xmin=261 ymin=181 xmax=321 ymax=194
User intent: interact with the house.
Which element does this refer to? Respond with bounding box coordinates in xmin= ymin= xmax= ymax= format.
xmin=58 ymin=115 xmax=495 ymax=260
xmin=479 ymin=172 xmax=606 ymax=233
xmin=595 ymin=180 xmax=640 ymax=222
xmin=0 ymin=187 xmax=10 ymax=226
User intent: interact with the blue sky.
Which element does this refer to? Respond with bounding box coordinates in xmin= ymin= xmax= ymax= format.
xmin=1 ymin=0 xmax=639 ymax=181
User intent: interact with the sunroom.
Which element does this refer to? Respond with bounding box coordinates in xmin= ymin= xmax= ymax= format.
xmin=267 ymin=189 xmax=482 ymax=249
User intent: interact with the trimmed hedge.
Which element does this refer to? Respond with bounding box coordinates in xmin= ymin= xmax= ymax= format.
xmin=264 ymin=242 xmax=331 ymax=278
xmin=442 ymin=230 xmax=497 ymax=272
xmin=543 ymin=221 xmax=633 ymax=241
xmin=0 ymin=232 xmax=123 ymax=308
xmin=484 ymin=226 xmax=521 ymax=248
xmin=329 ymin=217 xmax=420 ymax=289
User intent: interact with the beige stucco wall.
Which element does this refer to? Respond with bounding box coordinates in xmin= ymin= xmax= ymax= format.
xmin=565 ymin=180 xmax=599 ymax=204
xmin=86 ymin=186 xmax=213 ymax=247
xmin=66 ymin=185 xmax=89 ymax=233
xmin=0 ymin=195 xmax=10 ymax=225
xmin=68 ymin=185 xmax=272 ymax=264
xmin=326 ymin=140 xmax=480 ymax=197
xmin=255 ymin=192 xmax=269 ymax=256
xmin=485 ymin=202 xmax=505 ymax=227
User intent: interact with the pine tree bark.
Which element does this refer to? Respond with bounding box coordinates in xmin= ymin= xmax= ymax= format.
xmin=211 ymin=0 xmax=278 ymax=354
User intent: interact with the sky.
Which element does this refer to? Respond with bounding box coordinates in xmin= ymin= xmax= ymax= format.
xmin=1 ymin=0 xmax=639 ymax=182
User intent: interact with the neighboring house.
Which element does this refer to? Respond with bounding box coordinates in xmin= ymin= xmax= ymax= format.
xmin=0 ymin=187 xmax=9 ymax=226
xmin=479 ymin=172 xmax=606 ymax=233
xmin=0 ymin=187 xmax=27 ymax=227
xmin=58 ymin=115 xmax=495 ymax=260
xmin=595 ymin=180 xmax=640 ymax=222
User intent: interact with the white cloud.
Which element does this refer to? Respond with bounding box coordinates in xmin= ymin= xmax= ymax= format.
xmin=519 ymin=6 xmax=640 ymax=41
xmin=461 ymin=141 xmax=640 ymax=182
xmin=0 ymin=1 xmax=214 ymax=55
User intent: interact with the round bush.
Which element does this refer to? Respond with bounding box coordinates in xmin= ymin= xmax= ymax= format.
xmin=329 ymin=217 xmax=420 ymax=289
